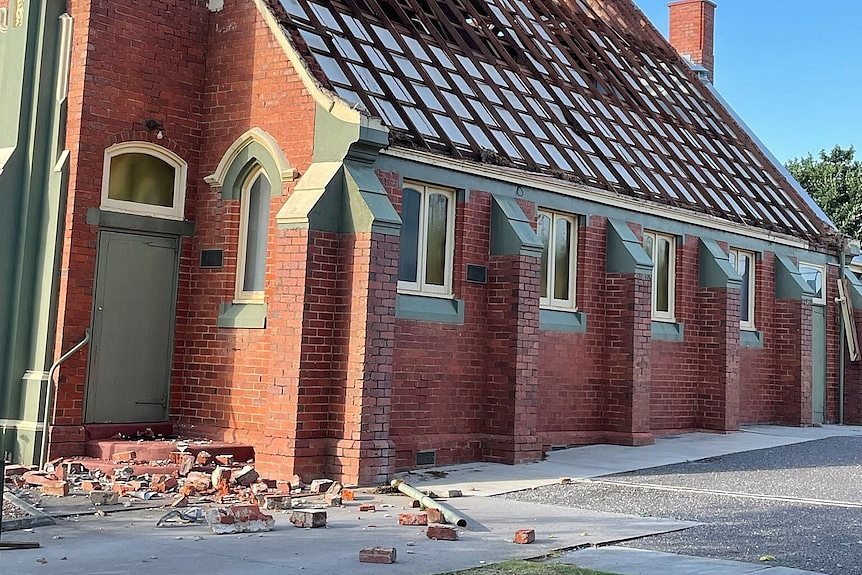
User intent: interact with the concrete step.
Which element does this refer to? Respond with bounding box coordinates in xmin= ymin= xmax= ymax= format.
xmin=84 ymin=438 xmax=255 ymax=463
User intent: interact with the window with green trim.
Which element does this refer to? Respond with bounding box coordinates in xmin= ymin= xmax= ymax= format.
xmin=643 ymin=231 xmax=676 ymax=322
xmin=236 ymin=168 xmax=271 ymax=302
xmin=538 ymin=210 xmax=577 ymax=310
xmin=729 ymin=248 xmax=756 ymax=330
xmin=397 ymin=182 xmax=455 ymax=297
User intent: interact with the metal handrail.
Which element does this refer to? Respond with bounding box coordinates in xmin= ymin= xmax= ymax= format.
xmin=38 ymin=329 xmax=90 ymax=468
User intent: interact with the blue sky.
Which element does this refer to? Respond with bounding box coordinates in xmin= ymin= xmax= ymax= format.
xmin=633 ymin=0 xmax=862 ymax=162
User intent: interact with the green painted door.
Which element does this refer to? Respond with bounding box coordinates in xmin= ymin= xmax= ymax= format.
xmin=811 ymin=305 xmax=827 ymax=424
xmin=85 ymin=231 xmax=179 ymax=423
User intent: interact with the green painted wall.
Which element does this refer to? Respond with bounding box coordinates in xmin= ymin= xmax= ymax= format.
xmin=0 ymin=0 xmax=71 ymax=463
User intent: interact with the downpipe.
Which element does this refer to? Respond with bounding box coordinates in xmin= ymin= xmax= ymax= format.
xmin=38 ymin=329 xmax=90 ymax=468
xmin=839 ymin=248 xmax=846 ymax=425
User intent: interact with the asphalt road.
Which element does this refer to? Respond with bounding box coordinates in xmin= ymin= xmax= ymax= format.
xmin=503 ymin=436 xmax=862 ymax=575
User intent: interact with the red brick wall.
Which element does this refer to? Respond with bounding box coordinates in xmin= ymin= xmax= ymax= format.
xmin=52 ymin=0 xmax=211 ymax=456
xmin=537 ymin=218 xmax=607 ymax=446
xmin=650 ymin=235 xmax=701 ymax=432
xmin=386 ymin=183 xmax=492 ymax=470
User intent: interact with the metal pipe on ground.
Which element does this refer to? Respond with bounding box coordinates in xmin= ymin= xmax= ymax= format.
xmin=390 ymin=479 xmax=468 ymax=527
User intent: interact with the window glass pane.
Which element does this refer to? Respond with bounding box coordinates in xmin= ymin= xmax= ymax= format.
xmin=553 ymin=218 xmax=572 ymax=301
xmin=398 ymin=188 xmax=421 ymax=282
xmin=739 ymin=254 xmax=751 ymax=323
xmin=643 ymin=234 xmax=654 ymax=260
xmin=108 ymin=153 xmax=175 ymax=207
xmin=655 ymin=237 xmax=671 ymax=313
xmin=424 ymin=193 xmax=449 ymax=286
xmin=538 ymin=213 xmax=551 ymax=299
xmin=242 ymin=176 xmax=271 ymax=293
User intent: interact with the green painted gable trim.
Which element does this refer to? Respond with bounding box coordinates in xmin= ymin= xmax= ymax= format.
xmin=845 ymin=270 xmax=862 ymax=310
xmin=775 ymin=255 xmax=815 ymax=300
xmin=218 ymin=302 xmax=267 ymax=329
xmin=539 ymin=309 xmax=587 ymax=334
xmin=490 ymin=196 xmax=542 ymax=257
xmin=220 ymin=141 xmax=285 ymax=200
xmin=343 ymin=159 xmax=401 ymax=235
xmin=606 ymin=218 xmax=652 ymax=275
xmin=86 ymin=208 xmax=195 ymax=237
xmin=699 ymin=238 xmax=743 ymax=289
xmin=740 ymin=330 xmax=764 ymax=348
xmin=652 ymin=321 xmax=685 ymax=342
xmin=395 ymin=294 xmax=464 ymax=324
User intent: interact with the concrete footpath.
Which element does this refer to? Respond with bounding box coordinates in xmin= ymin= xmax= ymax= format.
xmin=2 ymin=425 xmax=858 ymax=575
xmin=402 ymin=425 xmax=862 ymax=496
xmin=558 ymin=546 xmax=825 ymax=575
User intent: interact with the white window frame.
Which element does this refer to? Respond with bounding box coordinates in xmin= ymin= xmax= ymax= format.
xmin=799 ymin=262 xmax=827 ymax=306
xmin=100 ymin=141 xmax=187 ymax=220
xmin=729 ymin=248 xmax=757 ymax=331
xmin=538 ymin=210 xmax=578 ymax=311
xmin=235 ymin=167 xmax=270 ymax=303
xmin=397 ymin=182 xmax=456 ymax=298
xmin=644 ymin=230 xmax=676 ymax=322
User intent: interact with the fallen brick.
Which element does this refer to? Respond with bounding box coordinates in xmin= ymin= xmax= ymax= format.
xmin=149 ymin=474 xmax=177 ymax=492
xmin=426 ymin=508 xmax=444 ymax=524
xmin=179 ymin=484 xmax=197 ymax=497
xmin=81 ymin=480 xmax=102 ymax=491
xmin=3 ymin=464 xmax=31 ymax=477
xmin=89 ymin=491 xmax=119 ymax=505
xmin=111 ymin=450 xmax=136 ymax=462
xmin=442 ymin=490 xmax=462 ymax=498
xmin=169 ymin=451 xmax=185 ymax=464
xmin=358 ymin=504 xmax=376 ymax=512
xmin=214 ymin=454 xmax=234 ymax=466
xmin=426 ymin=525 xmax=458 ymax=541
xmin=41 ymin=480 xmax=69 ymax=497
xmin=398 ymin=513 xmax=428 ymax=526
xmin=179 ymin=454 xmax=195 ymax=476
xmin=261 ymin=494 xmax=291 ymax=510
xmin=195 ymin=450 xmax=212 ymax=465
xmin=324 ymin=493 xmax=342 ymax=507
xmin=112 ymin=482 xmax=133 ymax=496
xmin=233 ymin=465 xmax=259 ymax=487
xmin=185 ymin=471 xmax=212 ymax=491
xmin=170 ymin=495 xmax=189 ymax=508
xmin=342 ymin=489 xmax=355 ymax=502
xmin=359 ymin=547 xmax=397 ymax=564
xmin=22 ymin=471 xmax=57 ymax=487
xmin=559 ymin=477 xmax=572 ymax=485
xmin=409 ymin=499 xmax=421 ymax=508
xmin=309 ymin=479 xmax=333 ymax=494
xmin=211 ymin=467 xmax=231 ymax=487
xmin=206 ymin=505 xmax=275 ymax=535
xmin=514 ymin=529 xmax=535 ymax=544
xmin=289 ymin=510 xmax=326 ymax=528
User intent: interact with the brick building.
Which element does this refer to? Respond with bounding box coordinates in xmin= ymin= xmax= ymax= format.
xmin=3 ymin=0 xmax=861 ymax=485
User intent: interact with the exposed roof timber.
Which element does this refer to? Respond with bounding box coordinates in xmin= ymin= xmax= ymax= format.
xmin=270 ymin=0 xmax=837 ymax=245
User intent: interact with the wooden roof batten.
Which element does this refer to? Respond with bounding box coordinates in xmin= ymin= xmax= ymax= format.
xmin=269 ymin=0 xmax=838 ymax=245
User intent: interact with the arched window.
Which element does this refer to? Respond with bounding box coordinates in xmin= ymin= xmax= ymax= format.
xmin=236 ymin=168 xmax=271 ymax=301
xmin=101 ymin=142 xmax=187 ymax=220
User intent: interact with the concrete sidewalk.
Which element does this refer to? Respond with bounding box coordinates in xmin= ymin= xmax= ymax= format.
xmin=402 ymin=425 xmax=862 ymax=496
xmin=557 ymin=546 xmax=824 ymax=575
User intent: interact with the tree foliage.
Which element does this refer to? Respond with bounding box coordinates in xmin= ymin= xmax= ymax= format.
xmin=786 ymin=146 xmax=862 ymax=239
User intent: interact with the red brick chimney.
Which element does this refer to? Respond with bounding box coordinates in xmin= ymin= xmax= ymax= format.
xmin=668 ymin=0 xmax=716 ymax=82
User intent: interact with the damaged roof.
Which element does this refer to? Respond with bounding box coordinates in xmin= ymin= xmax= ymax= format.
xmin=270 ymin=0 xmax=835 ymax=243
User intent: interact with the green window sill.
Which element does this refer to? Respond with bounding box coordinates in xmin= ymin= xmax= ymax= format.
xmin=539 ymin=309 xmax=587 ymax=334
xmin=740 ymin=330 xmax=764 ymax=348
xmin=651 ymin=321 xmax=685 ymax=342
xmin=218 ymin=302 xmax=266 ymax=329
xmin=395 ymin=293 xmax=464 ymax=324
